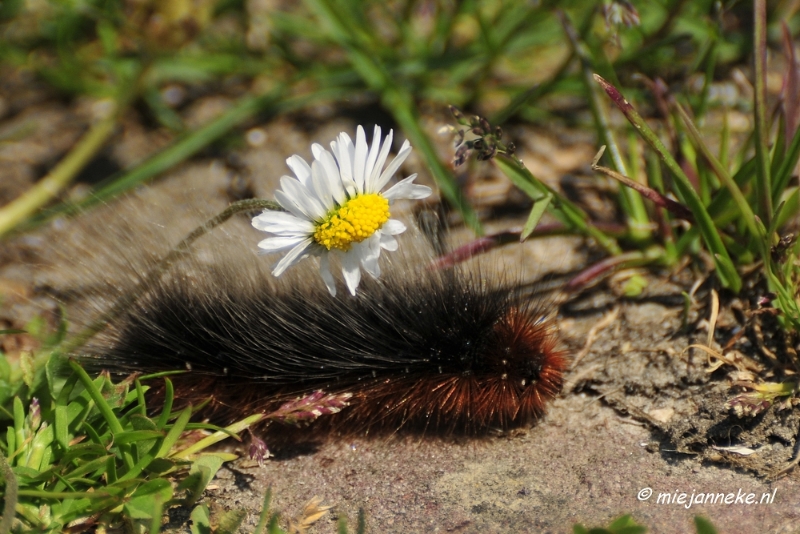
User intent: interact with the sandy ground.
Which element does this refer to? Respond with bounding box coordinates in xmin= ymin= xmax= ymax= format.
xmin=2 ymin=103 xmax=800 ymax=533
xmin=207 ymin=396 xmax=799 ymax=534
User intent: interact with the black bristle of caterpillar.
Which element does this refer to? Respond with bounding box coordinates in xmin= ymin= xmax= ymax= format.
xmin=82 ymin=259 xmax=567 ymax=436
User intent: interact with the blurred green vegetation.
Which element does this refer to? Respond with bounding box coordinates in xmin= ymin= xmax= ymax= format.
xmin=0 ymin=0 xmax=787 ymax=235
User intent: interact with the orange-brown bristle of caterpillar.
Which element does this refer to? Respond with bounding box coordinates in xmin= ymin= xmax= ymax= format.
xmin=83 ymin=257 xmax=568 ymax=437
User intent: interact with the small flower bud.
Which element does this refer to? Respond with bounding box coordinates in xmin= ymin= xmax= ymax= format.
xmin=248 ymin=431 xmax=270 ymax=466
xmin=449 ymin=105 xmax=467 ymax=125
xmin=27 ymin=398 xmax=41 ymax=432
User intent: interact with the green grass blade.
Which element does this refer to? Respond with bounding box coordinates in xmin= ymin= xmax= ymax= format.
xmin=520 ymin=193 xmax=552 ymax=242
xmin=113 ymin=430 xmax=164 ymax=445
xmin=170 ymin=413 xmax=264 ymax=459
xmin=673 ymin=102 xmax=760 ymax=242
xmin=190 ymin=504 xmax=211 ymax=534
xmin=355 ymin=508 xmax=366 ymax=534
xmin=253 ymin=487 xmax=273 ymax=534
xmin=156 ymin=405 xmax=193 ymax=459
xmin=155 ymin=378 xmax=175 ymax=431
xmin=12 ymin=397 xmax=24 ymax=466
xmin=694 ymin=515 xmax=718 ymax=534
xmin=134 ymin=379 xmax=147 ymax=417
xmin=495 ymin=155 xmax=621 ymax=255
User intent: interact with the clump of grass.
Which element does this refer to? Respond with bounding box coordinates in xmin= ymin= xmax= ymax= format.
xmin=0 ymin=353 xmax=360 ymax=533
xmin=583 ymin=2 xmax=800 ymax=337
xmin=1 ymin=356 xmax=242 ymax=532
xmin=449 ymin=4 xmax=800 ymax=337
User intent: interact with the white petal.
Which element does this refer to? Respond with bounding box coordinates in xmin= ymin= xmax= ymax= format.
xmin=341 ymin=251 xmax=362 ymax=296
xmin=332 ymin=132 xmax=354 ymax=187
xmin=367 ymin=128 xmax=393 ymax=192
xmin=374 ymin=140 xmax=411 ymax=192
xmin=380 ymin=218 xmax=406 ymax=235
xmin=311 ymin=143 xmax=325 ymax=161
xmin=319 ymin=148 xmax=347 ymax=203
xmin=363 ymin=125 xmax=382 ymax=192
xmin=280 ymin=176 xmax=327 ymax=220
xmin=319 ymin=253 xmax=337 ymax=296
xmin=251 ymin=210 xmax=314 ymax=235
xmin=257 ymin=235 xmax=306 ymax=253
xmin=271 ymin=238 xmax=314 ymax=277
xmin=275 ymin=189 xmax=321 ymax=220
xmin=274 ymin=190 xmax=307 ymax=220
xmin=353 ymin=126 xmax=368 ymax=193
xmin=358 ymin=235 xmax=382 ymax=278
xmin=311 ymin=160 xmax=334 ymax=207
xmin=379 ymin=232 xmax=398 ymax=251
xmin=286 ymin=155 xmax=312 ymax=187
xmin=382 ymin=174 xmax=432 ymax=200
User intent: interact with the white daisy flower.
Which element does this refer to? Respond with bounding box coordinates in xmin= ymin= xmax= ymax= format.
xmin=252 ymin=125 xmax=432 ymax=296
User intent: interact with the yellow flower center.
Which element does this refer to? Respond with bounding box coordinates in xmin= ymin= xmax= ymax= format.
xmin=313 ymin=193 xmax=390 ymax=251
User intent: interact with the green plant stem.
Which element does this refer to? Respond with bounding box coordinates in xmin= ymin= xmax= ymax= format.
xmin=495 ymin=155 xmax=621 ymax=255
xmin=0 ymin=113 xmax=117 ymax=238
xmin=59 ymin=199 xmax=281 ymax=355
xmin=594 ymin=74 xmax=741 ymax=291
xmin=15 ymin=489 xmax=111 ymax=499
xmin=754 ymin=0 xmax=773 ymax=223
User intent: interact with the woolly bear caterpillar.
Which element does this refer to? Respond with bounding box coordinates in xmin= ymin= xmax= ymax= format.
xmin=75 ymin=227 xmax=567 ymax=437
